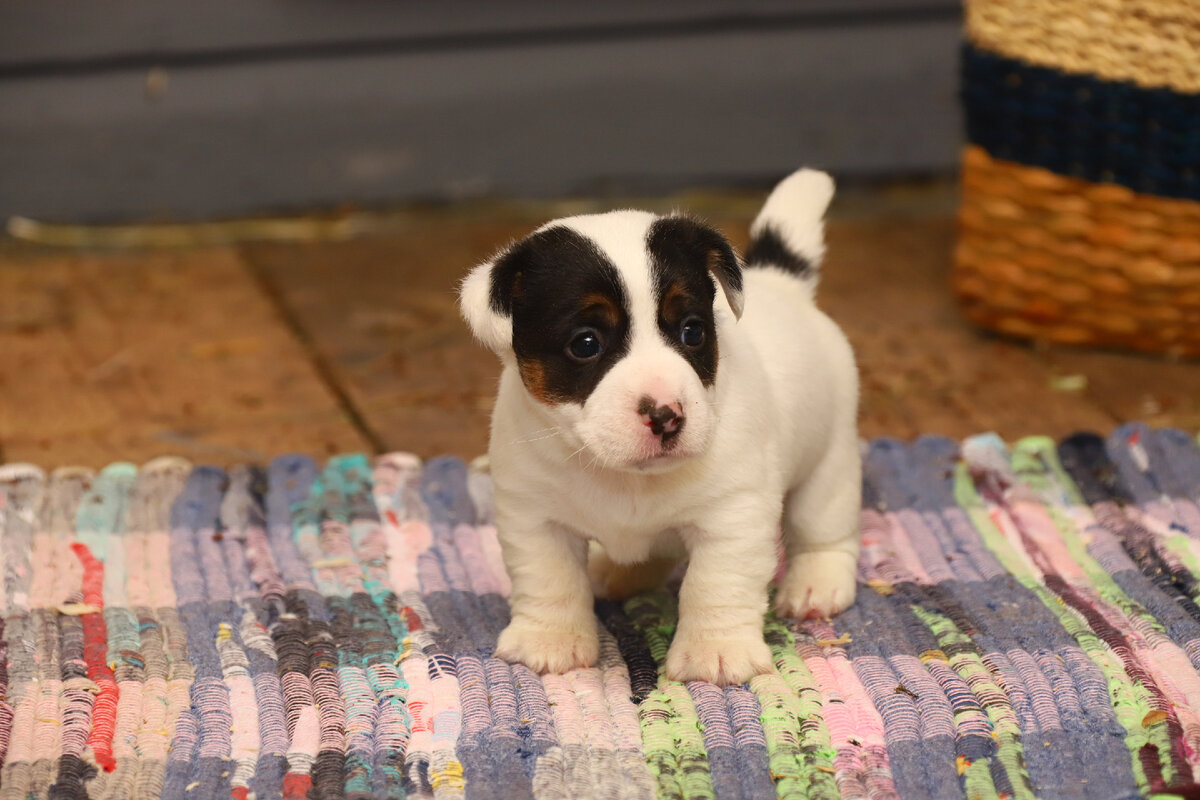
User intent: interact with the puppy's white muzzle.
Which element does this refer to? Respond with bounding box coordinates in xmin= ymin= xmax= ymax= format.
xmin=574 ymin=349 xmax=714 ymax=472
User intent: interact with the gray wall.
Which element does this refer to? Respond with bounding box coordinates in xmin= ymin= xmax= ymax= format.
xmin=0 ymin=1 xmax=963 ymax=222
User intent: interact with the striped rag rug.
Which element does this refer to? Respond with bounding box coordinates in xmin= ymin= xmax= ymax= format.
xmin=3 ymin=422 xmax=1200 ymax=800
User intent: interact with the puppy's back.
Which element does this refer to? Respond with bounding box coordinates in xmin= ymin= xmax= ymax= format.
xmin=735 ymin=169 xmax=856 ymax=479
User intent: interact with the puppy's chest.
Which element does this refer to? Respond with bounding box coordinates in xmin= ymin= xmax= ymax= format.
xmin=551 ymin=480 xmax=695 ymax=557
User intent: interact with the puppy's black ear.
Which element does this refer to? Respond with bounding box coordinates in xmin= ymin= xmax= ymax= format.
xmin=648 ymin=217 xmax=744 ymax=319
xmin=460 ymin=245 xmax=522 ymax=353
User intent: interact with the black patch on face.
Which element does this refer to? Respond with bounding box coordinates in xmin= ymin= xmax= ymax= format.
xmin=745 ymin=224 xmax=814 ymax=277
xmin=489 ymin=226 xmax=630 ymax=404
xmin=646 ymin=217 xmax=737 ymax=386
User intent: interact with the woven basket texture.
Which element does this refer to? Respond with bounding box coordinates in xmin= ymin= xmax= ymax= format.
xmin=955 ymin=0 xmax=1200 ymax=355
xmin=966 ymin=0 xmax=1200 ymax=93
xmin=956 ymin=146 xmax=1200 ymax=355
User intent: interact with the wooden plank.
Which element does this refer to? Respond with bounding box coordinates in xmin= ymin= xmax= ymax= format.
xmin=813 ymin=217 xmax=1120 ymax=441
xmin=242 ymin=215 xmax=527 ymax=459
xmin=0 ymin=245 xmax=369 ymax=467
xmin=0 ymin=20 xmax=962 ymax=222
xmin=1033 ymin=348 xmax=1200 ymax=434
xmin=0 ymin=0 xmax=959 ymax=71
xmin=5 ymin=192 xmax=1190 ymax=468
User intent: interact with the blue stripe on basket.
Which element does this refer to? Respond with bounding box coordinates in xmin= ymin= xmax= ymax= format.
xmin=961 ymin=43 xmax=1200 ymax=201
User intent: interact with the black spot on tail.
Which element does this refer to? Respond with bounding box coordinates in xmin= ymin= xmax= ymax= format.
xmin=744 ymin=224 xmax=814 ymax=278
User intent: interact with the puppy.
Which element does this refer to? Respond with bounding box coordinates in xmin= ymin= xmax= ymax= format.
xmin=459 ymin=169 xmax=860 ymax=685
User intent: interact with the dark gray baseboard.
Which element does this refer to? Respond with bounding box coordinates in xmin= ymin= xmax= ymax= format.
xmin=0 ymin=2 xmax=963 ymax=223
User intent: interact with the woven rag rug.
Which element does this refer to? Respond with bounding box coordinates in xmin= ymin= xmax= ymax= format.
xmin=4 ymin=424 xmax=1200 ymax=800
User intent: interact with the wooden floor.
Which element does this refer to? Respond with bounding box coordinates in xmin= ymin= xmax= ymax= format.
xmin=2 ymin=183 xmax=1198 ymax=468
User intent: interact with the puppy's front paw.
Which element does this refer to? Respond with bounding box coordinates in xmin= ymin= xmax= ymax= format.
xmin=494 ymin=616 xmax=599 ymax=674
xmin=665 ymin=630 xmax=773 ymax=685
xmin=775 ymin=550 xmax=857 ymax=620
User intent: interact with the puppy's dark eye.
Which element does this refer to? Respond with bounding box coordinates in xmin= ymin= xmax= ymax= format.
xmin=566 ymin=329 xmax=604 ymax=362
xmin=680 ymin=317 xmax=706 ymax=348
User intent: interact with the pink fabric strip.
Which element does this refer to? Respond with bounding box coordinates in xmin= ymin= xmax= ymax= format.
xmin=452 ymin=524 xmax=505 ymax=597
xmin=807 ymin=619 xmax=898 ymax=800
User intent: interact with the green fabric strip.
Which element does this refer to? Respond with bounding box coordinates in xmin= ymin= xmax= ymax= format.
xmin=910 ymin=606 xmax=1031 ymax=800
xmin=625 ymin=591 xmax=715 ymax=800
xmin=955 ymin=459 xmax=1163 ymax=792
xmin=754 ymin=617 xmax=839 ymax=800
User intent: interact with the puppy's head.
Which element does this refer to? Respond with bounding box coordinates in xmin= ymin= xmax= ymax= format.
xmin=461 ymin=210 xmax=743 ymax=473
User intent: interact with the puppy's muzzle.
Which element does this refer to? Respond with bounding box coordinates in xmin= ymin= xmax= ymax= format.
xmin=637 ymin=396 xmax=685 ymax=446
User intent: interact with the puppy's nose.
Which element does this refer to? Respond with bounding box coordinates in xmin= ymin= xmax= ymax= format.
xmin=637 ymin=397 xmax=685 ymax=439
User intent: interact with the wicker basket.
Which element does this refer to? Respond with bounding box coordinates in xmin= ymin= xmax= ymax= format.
xmin=954 ymin=0 xmax=1200 ymax=356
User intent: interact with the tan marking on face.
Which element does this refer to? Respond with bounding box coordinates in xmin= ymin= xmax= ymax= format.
xmin=580 ymin=292 xmax=620 ymax=327
xmin=519 ymin=358 xmax=557 ymax=405
xmin=660 ymin=281 xmax=694 ymax=323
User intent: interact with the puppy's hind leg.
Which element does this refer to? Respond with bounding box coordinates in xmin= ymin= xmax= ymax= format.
xmin=775 ymin=434 xmax=862 ymax=619
xmin=587 ymin=542 xmax=677 ymax=601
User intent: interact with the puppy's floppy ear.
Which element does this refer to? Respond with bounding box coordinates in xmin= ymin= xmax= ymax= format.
xmin=649 ymin=216 xmax=744 ymax=319
xmin=459 ymin=247 xmax=521 ymax=353
xmin=704 ymin=235 xmax=744 ymax=320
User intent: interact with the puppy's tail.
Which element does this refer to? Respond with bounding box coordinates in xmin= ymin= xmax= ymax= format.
xmin=745 ymin=168 xmax=834 ymax=291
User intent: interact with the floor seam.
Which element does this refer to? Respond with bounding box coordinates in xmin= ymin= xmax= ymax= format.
xmin=239 ymin=249 xmax=389 ymax=456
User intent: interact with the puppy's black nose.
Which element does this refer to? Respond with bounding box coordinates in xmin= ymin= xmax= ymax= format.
xmin=637 ymin=397 xmax=685 ymax=441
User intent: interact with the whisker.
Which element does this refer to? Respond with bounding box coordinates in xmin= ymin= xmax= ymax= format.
xmin=586 ymin=451 xmax=611 ymax=473
xmin=524 ymin=425 xmax=563 ymax=436
xmin=510 ymin=427 xmax=564 ymax=445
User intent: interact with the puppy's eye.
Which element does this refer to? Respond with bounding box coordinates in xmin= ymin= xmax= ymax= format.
xmin=566 ymin=329 xmax=604 ymax=362
xmin=680 ymin=317 xmax=706 ymax=348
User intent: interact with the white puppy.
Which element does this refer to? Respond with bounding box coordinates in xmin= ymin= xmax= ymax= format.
xmin=459 ymin=169 xmax=860 ymax=685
